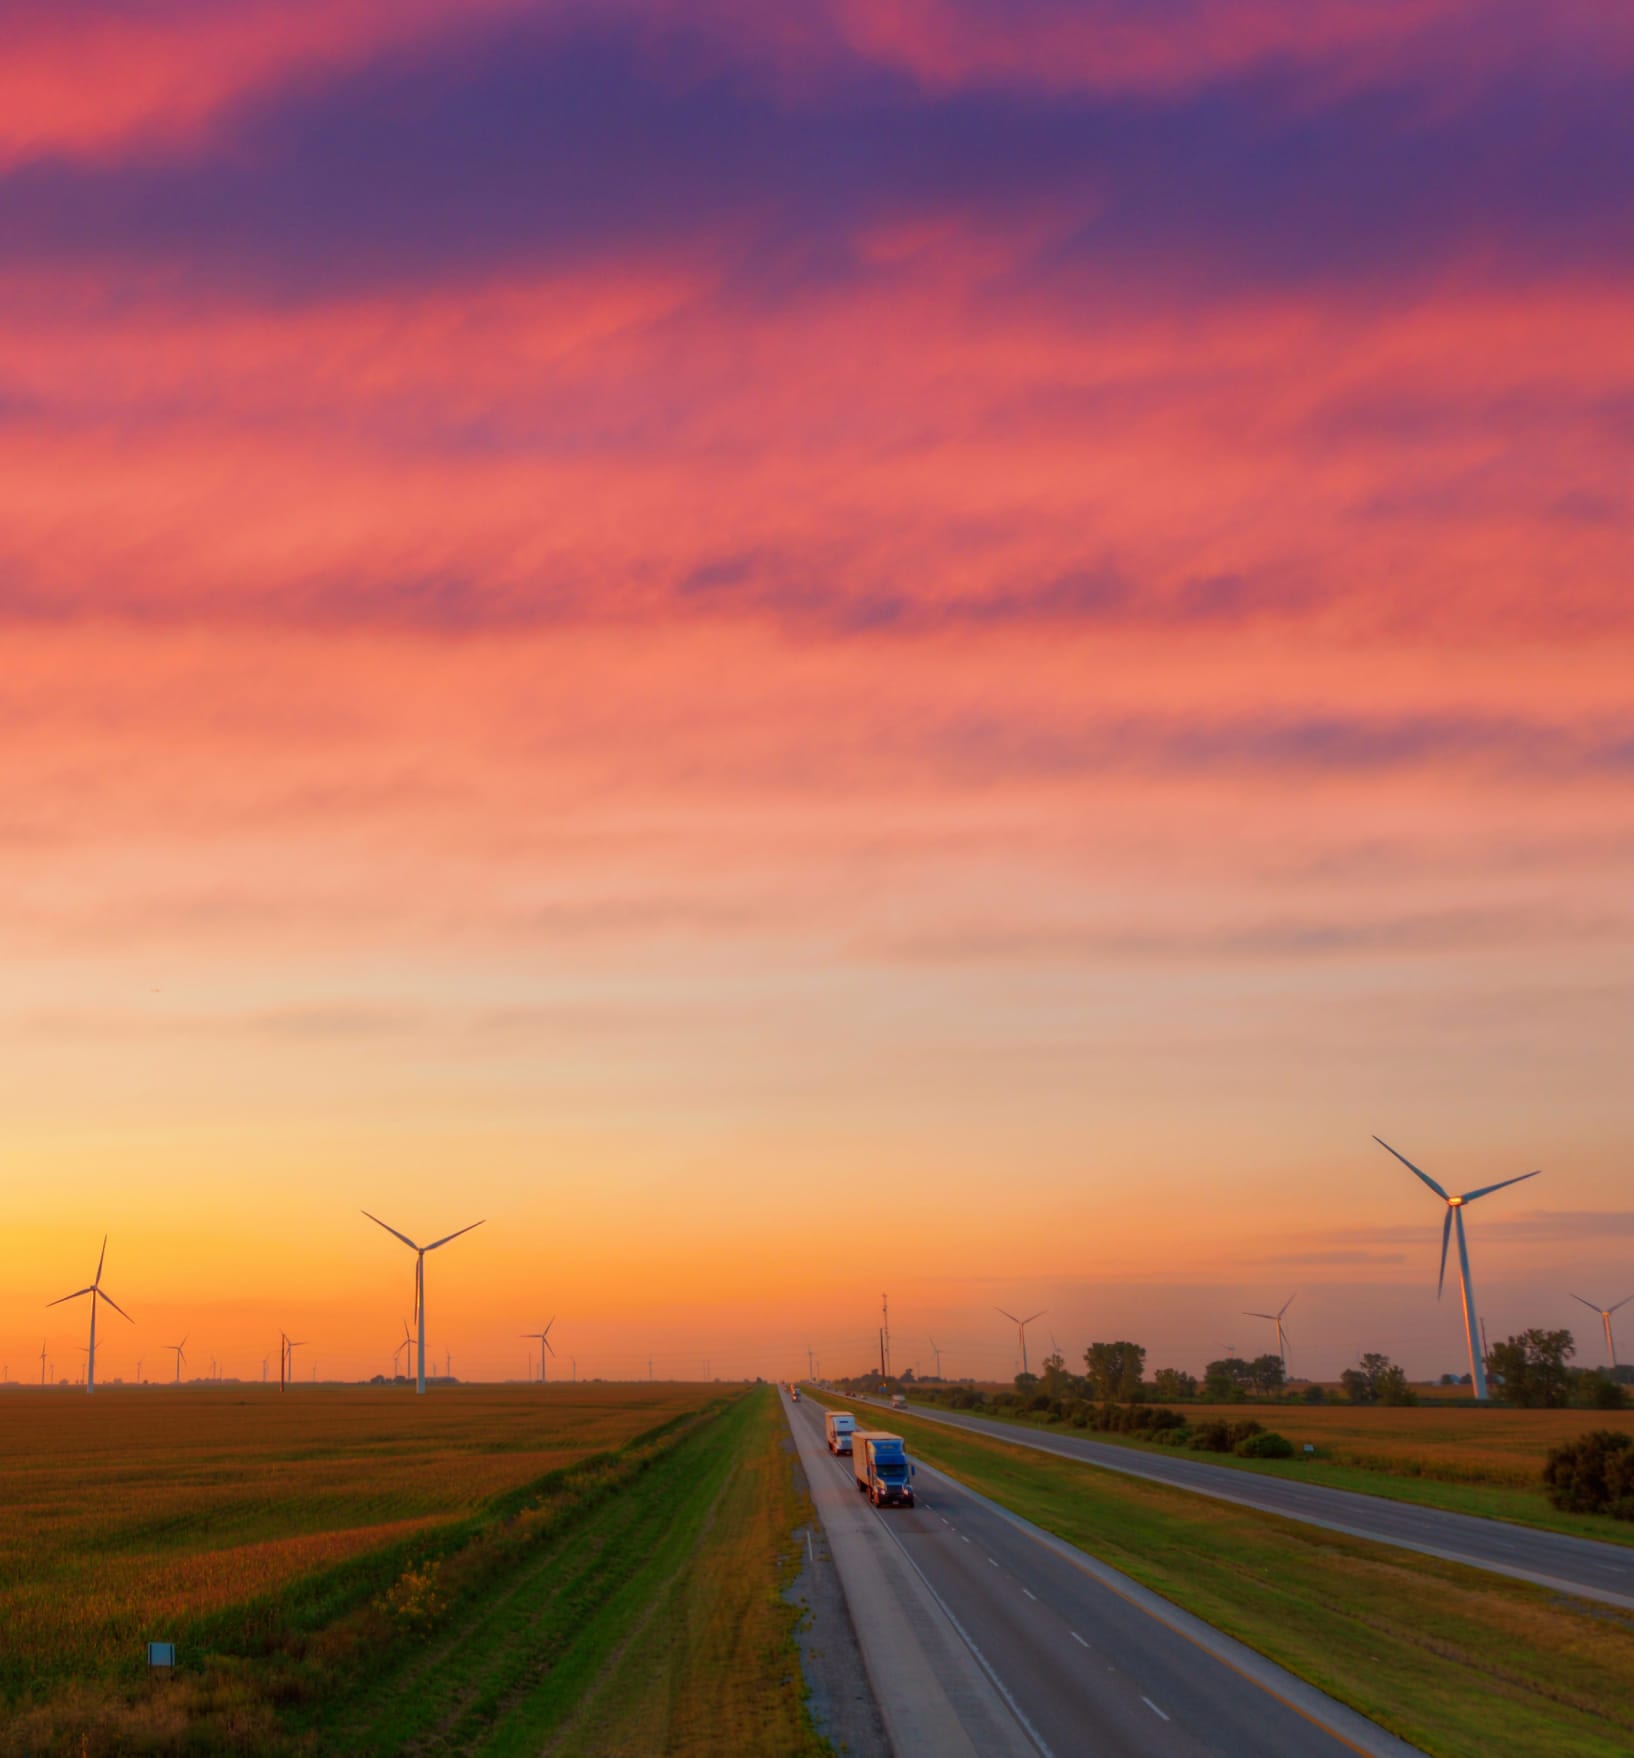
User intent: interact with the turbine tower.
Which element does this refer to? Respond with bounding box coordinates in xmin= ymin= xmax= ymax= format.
xmin=39 ymin=1340 xmax=47 ymax=1387
xmin=997 ymin=1307 xmax=1045 ymax=1378
xmin=1244 ymin=1295 xmax=1295 ymax=1371
xmin=1375 ymin=1135 xmax=1540 ymax=1401
xmin=521 ymin=1319 xmax=556 ymax=1384
xmin=47 ymin=1236 xmax=132 ymax=1395
xmin=1572 ymin=1294 xmax=1633 ymax=1370
xmin=362 ymin=1212 xmax=484 ymax=1395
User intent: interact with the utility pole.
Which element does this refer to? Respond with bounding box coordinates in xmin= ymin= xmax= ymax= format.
xmin=881 ymin=1293 xmax=891 ymax=1379
xmin=806 ymin=1345 xmax=815 ymax=1380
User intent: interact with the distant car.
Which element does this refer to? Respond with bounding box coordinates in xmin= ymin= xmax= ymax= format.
xmin=791 ymin=1387 xmax=800 ymax=1401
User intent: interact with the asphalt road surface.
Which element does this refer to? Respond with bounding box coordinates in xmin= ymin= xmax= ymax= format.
xmin=787 ymin=1393 xmax=1415 ymax=1758
xmin=848 ymin=1396 xmax=1634 ymax=1610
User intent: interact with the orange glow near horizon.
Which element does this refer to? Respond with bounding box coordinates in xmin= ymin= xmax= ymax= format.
xmin=3 ymin=1 xmax=1632 ymax=1388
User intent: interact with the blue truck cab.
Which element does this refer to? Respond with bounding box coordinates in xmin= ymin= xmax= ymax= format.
xmin=852 ymin=1430 xmax=916 ymax=1507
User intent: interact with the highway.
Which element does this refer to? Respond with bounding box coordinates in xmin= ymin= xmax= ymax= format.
xmin=786 ymin=1392 xmax=1415 ymax=1758
xmin=847 ymin=1397 xmax=1634 ymax=1610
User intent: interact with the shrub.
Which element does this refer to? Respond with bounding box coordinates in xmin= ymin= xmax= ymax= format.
xmin=1543 ymin=1430 xmax=1634 ymax=1517
xmin=1235 ymin=1430 xmax=1294 ymax=1459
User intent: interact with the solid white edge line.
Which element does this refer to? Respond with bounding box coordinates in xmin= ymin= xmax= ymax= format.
xmin=871 ymin=1502 xmax=1058 ymax=1758
xmin=1142 ymin=1696 xmax=1171 ymax=1721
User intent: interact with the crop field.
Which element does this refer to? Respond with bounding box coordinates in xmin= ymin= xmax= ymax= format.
xmin=1171 ymin=1401 xmax=1634 ymax=1486
xmin=0 ymin=1382 xmax=814 ymax=1754
xmin=824 ymin=1394 xmax=1634 ymax=1758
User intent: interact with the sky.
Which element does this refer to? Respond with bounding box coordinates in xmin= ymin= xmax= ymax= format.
xmin=3 ymin=0 xmax=1632 ymax=1387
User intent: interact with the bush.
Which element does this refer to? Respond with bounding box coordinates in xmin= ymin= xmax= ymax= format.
xmin=1235 ymin=1430 xmax=1294 ymax=1459
xmin=1154 ymin=1427 xmax=1192 ymax=1446
xmin=1543 ymin=1430 xmax=1634 ymax=1517
xmin=1189 ymin=1420 xmax=1259 ymax=1448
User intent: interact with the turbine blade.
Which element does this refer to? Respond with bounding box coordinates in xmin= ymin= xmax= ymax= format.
xmin=544 ymin=1317 xmax=555 ymax=1336
xmin=362 ymin=1210 xmax=420 ymax=1251
xmin=996 ymin=1307 xmax=1020 ymax=1323
xmin=1280 ymin=1295 xmax=1296 ymax=1317
xmin=1373 ymin=1135 xmax=1449 ymax=1200
xmin=545 ymin=1336 xmax=556 ymax=1354
xmin=1611 ymin=1296 xmax=1634 ymax=1313
xmin=47 ymin=1287 xmax=94 ymax=1306
xmin=1024 ymin=1311 xmax=1045 ymax=1325
xmin=1244 ymin=1311 xmax=1273 ymax=1320
xmin=1572 ymin=1294 xmax=1602 ymax=1313
xmin=1459 ymin=1169 xmax=1542 ymax=1203
xmin=96 ymin=1288 xmax=134 ymax=1323
xmin=95 ymin=1235 xmax=108 ymax=1287
xmin=1438 ymin=1208 xmax=1452 ymax=1299
xmin=425 ymin=1219 xmax=485 ymax=1252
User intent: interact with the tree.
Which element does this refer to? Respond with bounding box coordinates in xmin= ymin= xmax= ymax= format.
xmin=1486 ymin=1330 xmax=1575 ymax=1408
xmin=1203 ymin=1357 xmax=1253 ymax=1401
xmin=1153 ymin=1367 xmax=1197 ymax=1400
xmin=1039 ymin=1350 xmax=1074 ymax=1397
xmin=1084 ymin=1341 xmax=1146 ymax=1402
xmin=1247 ymin=1353 xmax=1286 ymax=1396
xmin=1340 ymin=1352 xmax=1402 ymax=1405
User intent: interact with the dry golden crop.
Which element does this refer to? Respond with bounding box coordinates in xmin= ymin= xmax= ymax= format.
xmin=0 ymin=1382 xmax=717 ymax=1701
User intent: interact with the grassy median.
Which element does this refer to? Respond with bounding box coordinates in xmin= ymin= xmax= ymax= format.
xmin=817 ymin=1394 xmax=1634 ymax=1758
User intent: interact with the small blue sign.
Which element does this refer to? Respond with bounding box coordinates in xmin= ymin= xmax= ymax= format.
xmin=147 ymin=1642 xmax=176 ymax=1669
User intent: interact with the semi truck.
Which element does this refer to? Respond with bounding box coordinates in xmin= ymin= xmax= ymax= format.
xmin=852 ymin=1430 xmax=916 ymax=1507
xmin=824 ymin=1409 xmax=856 ymax=1454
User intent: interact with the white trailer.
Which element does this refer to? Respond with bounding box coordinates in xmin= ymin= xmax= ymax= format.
xmin=825 ymin=1409 xmax=856 ymax=1454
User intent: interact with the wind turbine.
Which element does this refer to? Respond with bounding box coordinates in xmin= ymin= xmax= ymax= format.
xmin=394 ymin=1319 xmax=413 ymax=1378
xmin=1375 ymin=1135 xmax=1540 ymax=1401
xmin=997 ymin=1307 xmax=1045 ymax=1378
xmin=47 ymin=1236 xmax=132 ymax=1395
xmin=1243 ymin=1295 xmax=1295 ymax=1371
xmin=165 ymin=1337 xmax=188 ymax=1384
xmin=521 ymin=1319 xmax=556 ymax=1384
xmin=362 ymin=1212 xmax=484 ymax=1395
xmin=39 ymin=1340 xmax=46 ymax=1387
xmin=929 ymin=1338 xmax=944 ymax=1379
xmin=1571 ymin=1294 xmax=1633 ymax=1370
xmin=285 ymin=1338 xmax=308 ymax=1384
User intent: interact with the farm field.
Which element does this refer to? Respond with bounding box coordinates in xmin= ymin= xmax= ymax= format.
xmin=911 ymin=1392 xmax=1634 ymax=1538
xmin=821 ymin=1395 xmax=1634 ymax=1758
xmin=0 ymin=1382 xmax=818 ymax=1755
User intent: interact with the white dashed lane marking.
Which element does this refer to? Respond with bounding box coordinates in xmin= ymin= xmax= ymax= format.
xmin=1142 ymin=1697 xmax=1171 ymax=1722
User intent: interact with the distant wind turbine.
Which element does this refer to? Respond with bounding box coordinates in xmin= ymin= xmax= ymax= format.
xmin=362 ymin=1212 xmax=484 ymax=1395
xmin=929 ymin=1338 xmax=943 ymax=1379
xmin=394 ymin=1319 xmax=413 ymax=1377
xmin=40 ymin=1340 xmax=47 ymax=1387
xmin=1572 ymin=1294 xmax=1633 ymax=1370
xmin=166 ymin=1337 xmax=188 ymax=1384
xmin=1244 ymin=1295 xmax=1295 ymax=1371
xmin=521 ymin=1319 xmax=556 ymax=1384
xmin=997 ymin=1307 xmax=1045 ymax=1378
xmin=1375 ymin=1135 xmax=1540 ymax=1401
xmin=47 ymin=1236 xmax=132 ymax=1395
xmin=285 ymin=1338 xmax=308 ymax=1384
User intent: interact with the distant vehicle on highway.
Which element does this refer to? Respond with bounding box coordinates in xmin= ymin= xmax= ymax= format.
xmin=890 ymin=1392 xmax=905 ymax=1408
xmin=790 ymin=1386 xmax=800 ymax=1401
xmin=825 ymin=1409 xmax=856 ymax=1454
xmin=853 ymin=1430 xmax=915 ymax=1507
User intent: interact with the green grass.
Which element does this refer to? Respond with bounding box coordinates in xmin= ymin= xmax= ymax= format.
xmin=900 ymin=1396 xmax=1634 ymax=1546
xmin=816 ymin=1394 xmax=1634 ymax=1758
xmin=312 ymin=1384 xmax=827 ymax=1757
